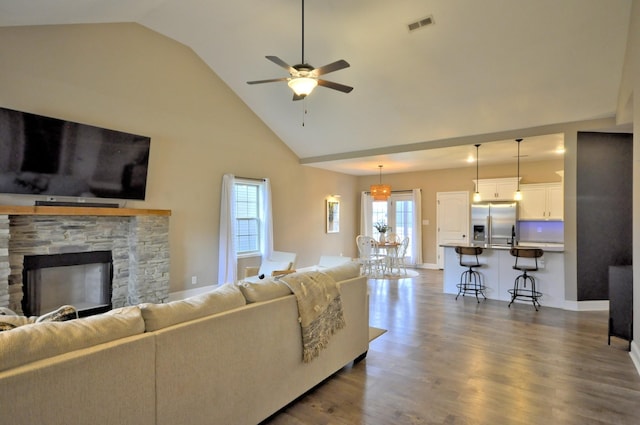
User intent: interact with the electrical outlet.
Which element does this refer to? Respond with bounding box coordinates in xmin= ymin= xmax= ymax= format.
xmin=191 ymin=276 xmax=197 ymax=285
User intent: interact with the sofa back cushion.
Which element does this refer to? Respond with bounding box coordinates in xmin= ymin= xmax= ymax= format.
xmin=237 ymin=279 xmax=293 ymax=303
xmin=139 ymin=283 xmax=246 ymax=332
xmin=0 ymin=314 xmax=37 ymax=328
xmin=0 ymin=306 xmax=145 ymax=372
xmin=320 ymin=261 xmax=361 ymax=282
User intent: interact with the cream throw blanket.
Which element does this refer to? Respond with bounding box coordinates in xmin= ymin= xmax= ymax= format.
xmin=281 ymin=271 xmax=346 ymax=363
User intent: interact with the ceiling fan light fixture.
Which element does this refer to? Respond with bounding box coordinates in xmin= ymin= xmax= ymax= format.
xmin=246 ymin=0 xmax=352 ymax=100
xmin=287 ymin=77 xmax=318 ymax=96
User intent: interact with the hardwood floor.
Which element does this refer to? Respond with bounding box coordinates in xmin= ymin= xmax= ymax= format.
xmin=262 ymin=269 xmax=640 ymax=425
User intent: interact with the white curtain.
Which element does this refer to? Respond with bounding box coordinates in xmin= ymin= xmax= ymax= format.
xmin=360 ymin=191 xmax=373 ymax=236
xmin=218 ymin=174 xmax=237 ymax=284
xmin=411 ymin=188 xmax=423 ymax=265
xmin=260 ymin=178 xmax=274 ymax=261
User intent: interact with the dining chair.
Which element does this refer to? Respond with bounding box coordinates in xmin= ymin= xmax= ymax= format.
xmin=356 ymin=235 xmax=385 ymax=276
xmin=387 ymin=237 xmax=410 ymax=275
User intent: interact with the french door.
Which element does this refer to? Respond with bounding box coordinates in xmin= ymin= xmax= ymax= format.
xmin=370 ymin=193 xmax=415 ymax=264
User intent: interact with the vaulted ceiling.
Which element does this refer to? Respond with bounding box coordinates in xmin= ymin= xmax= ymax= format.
xmin=0 ymin=0 xmax=632 ymax=175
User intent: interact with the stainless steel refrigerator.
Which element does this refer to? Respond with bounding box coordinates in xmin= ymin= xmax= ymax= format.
xmin=471 ymin=202 xmax=518 ymax=246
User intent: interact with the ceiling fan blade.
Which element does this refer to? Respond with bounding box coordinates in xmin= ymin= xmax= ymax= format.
xmin=247 ymin=77 xmax=288 ymax=85
xmin=314 ymin=59 xmax=350 ymax=76
xmin=265 ymin=56 xmax=296 ymax=74
xmin=317 ymin=79 xmax=354 ymax=93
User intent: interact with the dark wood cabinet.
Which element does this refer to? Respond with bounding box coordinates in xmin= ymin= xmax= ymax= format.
xmin=608 ymin=265 xmax=633 ymax=351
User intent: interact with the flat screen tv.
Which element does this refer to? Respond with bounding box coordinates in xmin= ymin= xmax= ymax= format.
xmin=0 ymin=107 xmax=151 ymax=202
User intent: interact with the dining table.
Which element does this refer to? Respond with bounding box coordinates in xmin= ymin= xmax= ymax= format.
xmin=375 ymin=241 xmax=401 ymax=275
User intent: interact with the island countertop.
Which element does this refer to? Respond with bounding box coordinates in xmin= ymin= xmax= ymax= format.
xmin=439 ymin=242 xmax=564 ymax=252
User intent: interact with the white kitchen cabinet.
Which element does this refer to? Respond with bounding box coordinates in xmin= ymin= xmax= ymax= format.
xmin=519 ymin=183 xmax=563 ymax=220
xmin=474 ymin=178 xmax=519 ymax=201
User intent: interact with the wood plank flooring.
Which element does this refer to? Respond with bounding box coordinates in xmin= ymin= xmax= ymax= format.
xmin=262 ymin=269 xmax=640 ymax=425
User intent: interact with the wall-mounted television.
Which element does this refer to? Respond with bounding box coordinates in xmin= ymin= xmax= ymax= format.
xmin=0 ymin=107 xmax=151 ymax=202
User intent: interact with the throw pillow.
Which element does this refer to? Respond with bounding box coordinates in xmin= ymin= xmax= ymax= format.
xmin=237 ymin=278 xmax=293 ymax=303
xmin=139 ymin=283 xmax=246 ymax=332
xmin=0 ymin=322 xmax=17 ymax=332
xmin=35 ymin=305 xmax=79 ymax=323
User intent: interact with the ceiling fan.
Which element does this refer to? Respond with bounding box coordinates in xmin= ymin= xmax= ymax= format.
xmin=246 ymin=0 xmax=353 ymax=101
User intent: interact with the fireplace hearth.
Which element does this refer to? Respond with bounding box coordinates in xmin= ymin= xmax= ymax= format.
xmin=22 ymin=251 xmax=113 ymax=317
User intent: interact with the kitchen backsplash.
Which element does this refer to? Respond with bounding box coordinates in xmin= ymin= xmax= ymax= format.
xmin=518 ymin=221 xmax=564 ymax=243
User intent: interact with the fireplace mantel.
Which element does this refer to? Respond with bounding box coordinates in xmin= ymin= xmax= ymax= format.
xmin=0 ymin=205 xmax=171 ymax=217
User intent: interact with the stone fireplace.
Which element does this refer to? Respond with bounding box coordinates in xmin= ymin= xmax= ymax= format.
xmin=0 ymin=206 xmax=171 ymax=315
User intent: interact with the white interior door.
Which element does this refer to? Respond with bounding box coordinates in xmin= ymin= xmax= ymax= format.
xmin=436 ymin=191 xmax=469 ymax=268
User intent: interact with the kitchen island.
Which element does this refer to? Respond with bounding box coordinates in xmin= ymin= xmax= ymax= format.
xmin=441 ymin=243 xmax=565 ymax=309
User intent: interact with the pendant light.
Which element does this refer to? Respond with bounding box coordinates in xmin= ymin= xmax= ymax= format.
xmin=370 ymin=165 xmax=391 ymax=201
xmin=473 ymin=144 xmax=482 ymax=202
xmin=514 ymin=138 xmax=523 ymax=201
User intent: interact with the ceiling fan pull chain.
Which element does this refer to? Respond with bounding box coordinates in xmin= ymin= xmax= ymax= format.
xmin=302 ymin=99 xmax=308 ymax=127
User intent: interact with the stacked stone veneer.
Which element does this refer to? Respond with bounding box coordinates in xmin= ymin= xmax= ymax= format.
xmin=0 ymin=214 xmax=170 ymax=314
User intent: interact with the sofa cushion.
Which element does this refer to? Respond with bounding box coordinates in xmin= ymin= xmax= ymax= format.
xmin=237 ymin=278 xmax=293 ymax=303
xmin=0 ymin=306 xmax=145 ymax=372
xmin=320 ymin=261 xmax=361 ymax=282
xmin=0 ymin=315 xmax=37 ymax=328
xmin=139 ymin=283 xmax=246 ymax=332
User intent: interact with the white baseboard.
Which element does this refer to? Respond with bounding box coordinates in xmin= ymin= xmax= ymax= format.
xmin=630 ymin=340 xmax=640 ymax=377
xmin=417 ymin=263 xmax=440 ymax=270
xmin=562 ymin=300 xmax=609 ymax=311
xmin=168 ymin=284 xmax=217 ymax=302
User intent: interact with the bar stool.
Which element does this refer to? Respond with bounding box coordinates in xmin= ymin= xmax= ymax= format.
xmin=454 ymin=246 xmax=486 ymax=302
xmin=508 ymin=247 xmax=544 ymax=311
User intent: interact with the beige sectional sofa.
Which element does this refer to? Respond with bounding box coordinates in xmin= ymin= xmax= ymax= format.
xmin=0 ymin=262 xmax=368 ymax=425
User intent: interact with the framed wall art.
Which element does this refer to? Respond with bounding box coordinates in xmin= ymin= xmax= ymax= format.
xmin=326 ymin=199 xmax=340 ymax=233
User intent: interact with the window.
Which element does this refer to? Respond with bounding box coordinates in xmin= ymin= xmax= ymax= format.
xmin=235 ymin=181 xmax=262 ymax=255
xmin=218 ymin=174 xmax=272 ymax=284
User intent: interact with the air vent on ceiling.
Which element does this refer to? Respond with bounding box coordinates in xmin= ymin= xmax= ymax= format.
xmin=408 ymin=15 xmax=434 ymax=32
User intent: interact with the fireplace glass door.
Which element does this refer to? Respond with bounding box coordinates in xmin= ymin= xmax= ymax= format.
xmin=22 ymin=251 xmax=113 ymax=317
